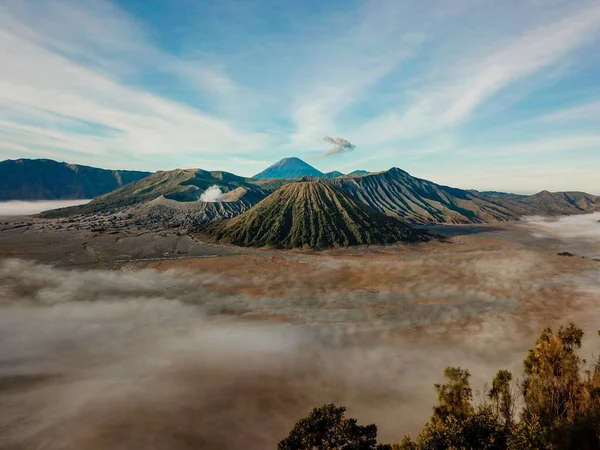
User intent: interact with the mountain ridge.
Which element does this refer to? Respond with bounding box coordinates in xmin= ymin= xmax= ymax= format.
xmin=29 ymin=157 xmax=600 ymax=230
xmin=0 ymin=158 xmax=152 ymax=201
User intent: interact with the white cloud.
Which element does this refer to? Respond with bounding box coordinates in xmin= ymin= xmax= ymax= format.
xmin=286 ymin=1 xmax=426 ymax=150
xmin=353 ymin=2 xmax=600 ymax=146
xmin=0 ymin=0 xmax=599 ymax=193
xmin=493 ymin=134 xmax=600 ymax=156
xmin=0 ymin=0 xmax=266 ymax=169
xmin=533 ymin=100 xmax=600 ymax=123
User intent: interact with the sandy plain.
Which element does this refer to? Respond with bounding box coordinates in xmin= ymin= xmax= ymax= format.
xmin=0 ymin=212 xmax=599 ymax=449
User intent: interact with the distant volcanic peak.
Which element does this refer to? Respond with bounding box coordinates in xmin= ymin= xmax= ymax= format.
xmin=199 ymin=182 xmax=421 ymax=249
xmin=279 ymin=157 xmax=304 ymax=164
xmin=252 ymin=157 xmax=323 ymax=179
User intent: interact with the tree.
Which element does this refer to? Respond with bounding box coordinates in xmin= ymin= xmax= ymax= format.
xmin=278 ymin=404 xmax=391 ymax=450
xmin=432 ymin=367 xmax=474 ymax=425
xmin=522 ymin=325 xmax=583 ymax=421
xmin=286 ymin=324 xmax=600 ymax=450
xmin=521 ymin=323 xmax=600 ymax=449
xmin=488 ymin=370 xmax=515 ymax=428
xmin=401 ymin=367 xmax=507 ymax=449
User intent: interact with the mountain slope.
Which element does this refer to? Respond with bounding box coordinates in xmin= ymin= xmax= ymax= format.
xmin=319 ymin=168 xmax=538 ymax=224
xmin=200 ymin=182 xmax=421 ymax=249
xmin=40 ymin=168 xmax=281 ymax=218
xmin=253 ymin=157 xmax=323 ymax=179
xmin=323 ymin=170 xmax=600 ymax=223
xmin=0 ymin=159 xmax=151 ymax=200
xmin=37 ymin=163 xmax=600 ymax=227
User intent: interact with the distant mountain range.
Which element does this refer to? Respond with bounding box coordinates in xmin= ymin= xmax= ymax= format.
xmin=252 ymin=157 xmax=368 ymax=179
xmin=0 ymin=159 xmax=152 ymax=201
xmin=39 ymin=157 xmax=600 ymax=232
xmin=0 ymin=157 xmax=372 ymax=201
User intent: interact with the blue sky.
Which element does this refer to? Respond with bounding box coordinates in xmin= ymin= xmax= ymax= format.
xmin=1 ymin=0 xmax=600 ymax=193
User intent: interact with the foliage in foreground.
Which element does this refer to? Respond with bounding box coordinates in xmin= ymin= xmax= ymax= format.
xmin=279 ymin=324 xmax=600 ymax=449
xmin=277 ymin=403 xmax=391 ymax=450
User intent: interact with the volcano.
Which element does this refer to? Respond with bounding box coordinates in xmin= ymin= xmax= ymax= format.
xmin=252 ymin=157 xmax=324 ymax=179
xmin=199 ymin=182 xmax=422 ymax=249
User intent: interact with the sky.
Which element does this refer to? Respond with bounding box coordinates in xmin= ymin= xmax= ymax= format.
xmin=0 ymin=0 xmax=600 ymax=194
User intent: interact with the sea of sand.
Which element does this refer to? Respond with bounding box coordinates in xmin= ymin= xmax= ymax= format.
xmin=0 ymin=209 xmax=599 ymax=449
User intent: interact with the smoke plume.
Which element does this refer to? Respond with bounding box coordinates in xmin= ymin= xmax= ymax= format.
xmin=323 ymin=136 xmax=356 ymax=157
xmin=200 ymin=185 xmax=223 ymax=202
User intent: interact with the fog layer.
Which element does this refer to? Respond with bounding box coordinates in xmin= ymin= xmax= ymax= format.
xmin=1 ymin=217 xmax=599 ymax=449
xmin=0 ymin=200 xmax=90 ymax=216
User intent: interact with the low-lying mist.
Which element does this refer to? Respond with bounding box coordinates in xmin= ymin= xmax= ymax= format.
xmin=522 ymin=211 xmax=600 ymax=242
xmin=1 ymin=217 xmax=599 ymax=449
xmin=0 ymin=200 xmax=90 ymax=217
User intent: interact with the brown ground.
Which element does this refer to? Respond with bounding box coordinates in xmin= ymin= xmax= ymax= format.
xmin=1 ymin=216 xmax=599 ymax=449
xmin=140 ymin=231 xmax=598 ymax=333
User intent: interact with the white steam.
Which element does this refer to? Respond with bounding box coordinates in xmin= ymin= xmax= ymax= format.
xmin=200 ymin=185 xmax=223 ymax=202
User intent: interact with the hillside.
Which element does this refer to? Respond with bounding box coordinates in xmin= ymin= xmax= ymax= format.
xmin=253 ymin=157 xmax=323 ymax=179
xmin=321 ymin=168 xmax=542 ymax=224
xmin=0 ymin=159 xmax=151 ymax=200
xmin=40 ymin=168 xmax=280 ymax=218
xmin=199 ymin=182 xmax=421 ymax=249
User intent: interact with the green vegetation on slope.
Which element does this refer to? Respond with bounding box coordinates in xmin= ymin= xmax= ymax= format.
xmin=200 ymin=182 xmax=422 ymax=249
xmin=40 ymin=169 xmax=198 ymax=217
xmin=281 ymin=324 xmax=600 ymax=449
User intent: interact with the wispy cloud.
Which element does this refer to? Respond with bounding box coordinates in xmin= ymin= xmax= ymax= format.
xmin=286 ymin=1 xmax=426 ymax=150
xmin=353 ymin=2 xmax=600 ymax=146
xmin=0 ymin=0 xmax=265 ymax=170
xmin=532 ymin=100 xmax=600 ymax=123
xmin=493 ymin=134 xmax=600 ymax=156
